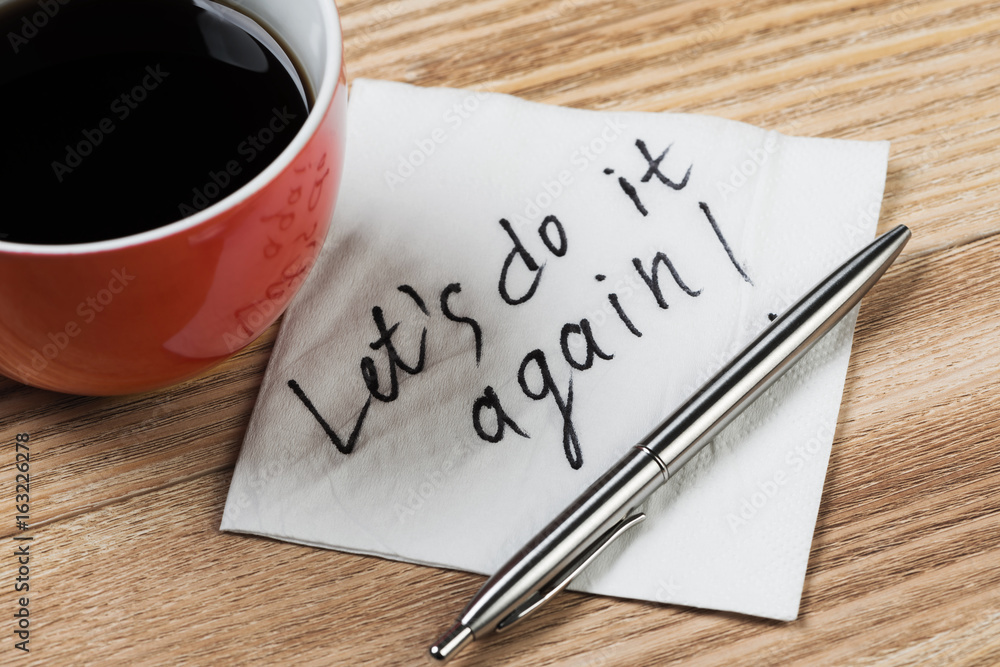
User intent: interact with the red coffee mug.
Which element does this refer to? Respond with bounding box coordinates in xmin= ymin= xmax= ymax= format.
xmin=0 ymin=0 xmax=347 ymax=396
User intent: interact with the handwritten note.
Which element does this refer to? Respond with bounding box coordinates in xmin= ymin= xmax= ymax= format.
xmin=222 ymin=79 xmax=889 ymax=621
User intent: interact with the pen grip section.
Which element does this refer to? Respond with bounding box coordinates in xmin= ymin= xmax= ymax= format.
xmin=459 ymin=446 xmax=666 ymax=635
xmin=496 ymin=511 xmax=647 ymax=632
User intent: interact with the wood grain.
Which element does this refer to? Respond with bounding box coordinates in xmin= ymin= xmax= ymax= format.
xmin=3 ymin=0 xmax=1000 ymax=664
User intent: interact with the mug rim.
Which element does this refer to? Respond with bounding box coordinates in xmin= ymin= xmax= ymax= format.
xmin=0 ymin=0 xmax=343 ymax=257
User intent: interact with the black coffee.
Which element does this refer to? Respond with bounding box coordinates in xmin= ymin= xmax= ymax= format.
xmin=0 ymin=0 xmax=311 ymax=245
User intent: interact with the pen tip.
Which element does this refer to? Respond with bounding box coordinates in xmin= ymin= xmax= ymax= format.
xmin=429 ymin=623 xmax=474 ymax=662
xmin=889 ymin=224 xmax=911 ymax=242
xmin=878 ymin=225 xmax=912 ymax=262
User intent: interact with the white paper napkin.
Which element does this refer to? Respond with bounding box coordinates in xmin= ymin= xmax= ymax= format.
xmin=222 ymin=79 xmax=888 ymax=621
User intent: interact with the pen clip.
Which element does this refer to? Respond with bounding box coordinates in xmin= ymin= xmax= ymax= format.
xmin=495 ymin=511 xmax=646 ymax=633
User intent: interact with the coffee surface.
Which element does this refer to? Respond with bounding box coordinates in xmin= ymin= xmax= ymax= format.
xmin=0 ymin=0 xmax=311 ymax=245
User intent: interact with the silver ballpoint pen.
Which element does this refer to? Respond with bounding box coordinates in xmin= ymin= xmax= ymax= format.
xmin=429 ymin=225 xmax=911 ymax=662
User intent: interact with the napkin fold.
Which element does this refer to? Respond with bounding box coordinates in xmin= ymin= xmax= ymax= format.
xmin=222 ymin=79 xmax=888 ymax=621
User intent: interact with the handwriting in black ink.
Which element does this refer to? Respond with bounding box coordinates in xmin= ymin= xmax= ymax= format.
xmin=605 ymin=167 xmax=648 ymax=217
xmin=288 ymin=379 xmax=371 ymax=455
xmin=596 ymin=273 xmax=644 ymax=338
xmin=560 ymin=319 xmax=613 ymax=370
xmin=636 ymin=139 xmax=692 ymax=189
xmin=518 ymin=349 xmax=581 ymax=469
xmin=361 ymin=305 xmax=427 ymax=402
xmin=472 ymin=385 xmax=528 ymax=443
xmin=398 ymin=284 xmax=429 ymax=315
xmin=631 ymin=252 xmax=702 ymax=310
xmin=698 ymin=202 xmax=753 ymax=285
xmin=605 ymin=138 xmax=693 ymax=216
xmin=295 ymin=137 xmax=758 ymax=472
xmin=498 ymin=215 xmax=568 ymax=305
xmin=291 ymin=284 xmax=484 ymax=456
xmin=441 ymin=283 xmax=483 ymax=365
xmin=498 ymin=218 xmax=542 ymax=305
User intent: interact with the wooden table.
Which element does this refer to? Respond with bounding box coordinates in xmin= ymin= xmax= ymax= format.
xmin=5 ymin=0 xmax=1000 ymax=664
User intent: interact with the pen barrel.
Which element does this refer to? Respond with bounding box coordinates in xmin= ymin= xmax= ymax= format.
xmin=643 ymin=225 xmax=911 ymax=473
xmin=435 ymin=225 xmax=910 ymax=659
xmin=458 ymin=446 xmax=666 ymax=635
